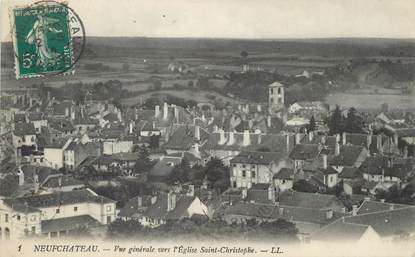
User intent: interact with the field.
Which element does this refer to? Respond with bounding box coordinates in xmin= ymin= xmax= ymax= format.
xmin=1 ymin=37 xmax=415 ymax=109
xmin=325 ymin=93 xmax=415 ymax=110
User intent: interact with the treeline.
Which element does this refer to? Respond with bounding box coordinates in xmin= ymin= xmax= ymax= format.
xmin=107 ymin=217 xmax=299 ymax=242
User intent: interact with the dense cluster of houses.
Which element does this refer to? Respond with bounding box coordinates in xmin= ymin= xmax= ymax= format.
xmin=0 ymin=81 xmax=414 ymax=242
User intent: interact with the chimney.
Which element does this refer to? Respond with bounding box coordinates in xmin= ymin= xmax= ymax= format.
xmin=58 ymin=176 xmax=62 ymax=187
xmin=267 ymin=116 xmax=271 ymax=127
xmin=167 ymin=192 xmax=176 ymax=211
xmin=213 ymin=125 xmax=218 ymax=132
xmin=335 ymin=141 xmax=340 ymax=156
xmin=268 ymin=185 xmax=275 ymax=203
xmin=18 ymin=166 xmax=25 ymax=186
xmin=194 ymin=125 xmax=200 ymax=141
xmin=238 ymin=104 xmax=242 ymax=111
xmin=241 ymin=188 xmax=247 ymax=199
xmin=380 ymin=199 xmax=385 ymax=203
xmin=71 ymin=107 xmax=75 ymax=120
xmin=389 ymin=204 xmax=395 ymax=211
xmin=325 ymin=209 xmax=333 ymax=220
xmin=243 ymin=130 xmax=250 ymax=146
xmin=155 ymin=105 xmax=160 ymax=117
xmin=201 ymin=114 xmax=206 ymax=122
xmin=342 ymin=132 xmax=347 ymax=145
xmin=33 ymin=173 xmax=39 ymax=193
xmin=129 ymin=122 xmax=134 ymax=134
xmin=193 ymin=143 xmax=200 ymax=154
xmin=308 ymin=131 xmax=314 ymax=142
xmin=376 ymin=134 xmax=382 ymax=151
xmin=47 ymin=91 xmax=51 ymax=101
xmin=366 ymin=134 xmax=372 ymax=149
xmin=151 ymin=195 xmax=157 ymax=205
xmin=335 ymin=133 xmax=341 ymax=143
xmin=393 ymin=133 xmax=398 ymax=146
xmin=286 ymin=134 xmax=290 ymax=152
xmin=187 ymin=185 xmax=195 ymax=197
xmin=322 ymin=154 xmax=328 ymax=169
xmin=218 ymin=130 xmax=226 ymax=145
xmin=248 ymin=119 xmax=253 ymax=129
xmin=29 ymin=98 xmax=33 ymax=107
xmin=137 ymin=196 xmax=142 ymax=207
xmin=403 ymin=146 xmax=408 ymax=158
xmin=341 ymin=207 xmax=346 ymax=213
xmin=278 ymin=207 xmax=284 ymax=216
xmin=174 ymin=107 xmax=179 ymax=122
xmin=65 ymin=107 xmax=69 ymax=117
xmin=245 ymin=104 xmax=250 ymax=114
xmin=257 ymin=105 xmax=262 ymax=112
xmin=257 ymin=134 xmax=262 ymax=145
xmin=295 ymin=133 xmax=301 ymax=145
xmin=352 ymin=205 xmax=358 ymax=216
xmin=321 ymin=135 xmax=326 ymax=144
xmin=227 ymin=131 xmax=235 ymax=145
xmin=163 ymin=103 xmax=168 ymax=120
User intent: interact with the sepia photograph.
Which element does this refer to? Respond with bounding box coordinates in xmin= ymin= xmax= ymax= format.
xmin=0 ymin=0 xmax=414 ymax=256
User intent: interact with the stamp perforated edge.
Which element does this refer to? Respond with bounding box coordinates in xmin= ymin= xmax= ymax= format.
xmin=9 ymin=1 xmax=76 ymax=80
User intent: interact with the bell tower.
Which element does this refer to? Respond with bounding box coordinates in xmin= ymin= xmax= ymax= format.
xmin=268 ymin=82 xmax=284 ymax=115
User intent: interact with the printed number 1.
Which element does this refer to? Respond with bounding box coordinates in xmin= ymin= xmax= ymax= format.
xmin=18 ymin=245 xmax=22 ymax=252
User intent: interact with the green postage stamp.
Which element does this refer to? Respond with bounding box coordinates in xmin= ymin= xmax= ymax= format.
xmin=11 ymin=2 xmax=74 ymax=79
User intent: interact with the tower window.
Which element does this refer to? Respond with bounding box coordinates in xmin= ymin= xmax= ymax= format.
xmin=278 ymin=87 xmax=281 ymax=94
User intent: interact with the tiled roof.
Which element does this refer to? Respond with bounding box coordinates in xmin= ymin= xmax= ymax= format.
xmin=230 ymin=151 xmax=280 ymax=165
xmin=311 ymin=220 xmax=371 ymax=242
xmin=339 ymin=167 xmax=360 ymax=179
xmin=163 ymin=124 xmax=209 ymax=151
xmin=343 ymin=207 xmax=415 ymax=237
xmin=330 ymin=145 xmax=365 ymax=167
xmin=3 ymin=189 xmax=114 ymax=209
xmin=356 ymin=200 xmax=413 ymax=215
xmin=42 ymin=175 xmax=84 ymax=188
xmin=289 ymin=144 xmax=321 ymax=160
xmin=149 ymin=157 xmax=182 ymax=177
xmin=278 ymin=191 xmax=342 ymax=210
xmin=202 ymin=132 xmax=293 ymax=153
xmin=143 ymin=193 xmax=198 ymax=220
xmin=273 ymin=168 xmax=294 ymax=180
xmin=14 ymin=122 xmax=36 ymax=136
xmin=41 ymin=215 xmax=101 ymax=233
xmin=118 ymin=195 xmax=154 ymax=218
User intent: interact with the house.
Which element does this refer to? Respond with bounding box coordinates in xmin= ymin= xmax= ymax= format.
xmin=273 ymin=168 xmax=295 ymax=192
xmin=360 ymin=156 xmax=410 ymax=184
xmin=118 ymin=195 xmax=157 ymax=220
xmin=140 ymin=191 xmax=208 ymax=227
xmin=12 ymin=122 xmax=36 ymax=148
xmin=339 ymin=205 xmax=415 ymax=241
xmin=289 ymin=143 xmax=322 ymax=171
xmin=223 ymin=200 xmax=346 ymax=239
xmin=288 ymin=101 xmax=327 ymax=114
xmin=43 ymin=138 xmax=73 ymax=169
xmin=27 ymin=112 xmax=48 ymax=134
xmin=229 ymin=151 xmax=290 ymax=189
xmin=148 ymin=156 xmax=182 ymax=182
xmin=330 ymin=145 xmax=368 ymax=172
xmin=64 ymin=140 xmax=102 ymax=171
xmin=311 ymin=219 xmax=381 ymax=243
xmin=0 ymin=189 xmax=116 ymax=239
xmin=162 ymin=125 xmax=209 ymax=155
xmin=202 ymin=131 xmax=294 ymax=165
xmin=278 ymin=190 xmax=346 ymax=212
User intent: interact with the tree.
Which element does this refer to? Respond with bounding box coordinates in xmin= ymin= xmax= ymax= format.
xmin=240 ymin=50 xmax=248 ymax=59
xmin=293 ymin=179 xmax=318 ymax=193
xmin=149 ymin=134 xmax=160 ymax=149
xmin=122 ymin=63 xmax=130 ymax=72
xmin=307 ymin=115 xmax=316 ymax=132
xmin=344 ymin=107 xmax=364 ymax=133
xmin=133 ymin=146 xmax=154 ymax=174
xmin=107 ymin=219 xmax=143 ymax=238
xmin=327 ymin=105 xmax=344 ymax=135
xmin=166 ymin=158 xmax=191 ymax=185
xmin=204 ymin=158 xmax=230 ymax=193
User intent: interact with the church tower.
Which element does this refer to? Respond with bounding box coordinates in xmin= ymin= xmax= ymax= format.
xmin=268 ymin=82 xmax=284 ymax=115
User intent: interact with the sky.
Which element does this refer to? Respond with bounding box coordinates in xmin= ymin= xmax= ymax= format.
xmin=1 ymin=0 xmax=415 ymax=41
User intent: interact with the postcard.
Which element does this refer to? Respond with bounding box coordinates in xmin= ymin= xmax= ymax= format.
xmin=0 ymin=0 xmax=415 ymax=257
